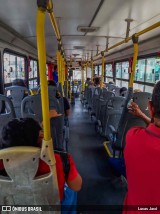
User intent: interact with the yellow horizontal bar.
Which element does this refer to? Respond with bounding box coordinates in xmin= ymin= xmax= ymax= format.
xmin=135 ymin=21 xmax=160 ymax=37
xmin=103 ymin=141 xmax=112 ymax=157
xmin=94 ymin=21 xmax=160 ymax=58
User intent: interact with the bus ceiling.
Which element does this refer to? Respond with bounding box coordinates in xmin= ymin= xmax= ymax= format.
xmin=0 ymin=0 xmax=159 ymax=63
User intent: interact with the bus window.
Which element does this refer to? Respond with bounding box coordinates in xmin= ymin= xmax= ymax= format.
xmin=4 ymin=53 xmax=25 ymax=84
xmin=115 ymin=62 xmax=122 ymax=78
xmin=73 ymin=69 xmax=82 ymax=80
xmin=105 ymin=64 xmax=113 ymax=77
xmin=122 ymin=61 xmax=129 ymax=80
xmin=135 ymin=59 xmax=145 ymax=82
xmin=145 ymin=57 xmax=160 ymax=83
xmin=155 ymin=59 xmax=160 ymax=82
xmin=94 ymin=65 xmax=98 ymax=75
xmin=116 ymin=79 xmax=121 ymax=87
xmin=29 ymin=59 xmax=38 ymax=88
xmin=133 ymin=83 xmax=144 ymax=92
xmin=99 ymin=65 xmax=102 ymax=76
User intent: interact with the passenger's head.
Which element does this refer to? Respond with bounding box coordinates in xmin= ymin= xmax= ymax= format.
xmin=149 ymin=81 xmax=160 ymax=119
xmin=120 ymin=87 xmax=127 ymax=96
xmin=48 ymin=80 xmax=57 ymax=87
xmin=54 ymin=65 xmax=57 ymax=71
xmin=86 ymin=78 xmax=91 ymax=82
xmin=1 ymin=118 xmax=42 ymax=149
xmin=134 ymin=89 xmax=142 ymax=93
xmin=12 ymin=79 xmax=26 ymax=87
xmin=94 ymin=77 xmax=100 ymax=86
xmin=109 ymin=81 xmax=113 ymax=84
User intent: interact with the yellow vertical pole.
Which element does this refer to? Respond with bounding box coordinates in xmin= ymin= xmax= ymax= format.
xmin=91 ymin=59 xmax=94 ymax=81
xmin=82 ymin=65 xmax=84 ymax=92
xmin=57 ymin=48 xmax=60 ymax=82
xmin=100 ymin=52 xmax=105 ymax=88
xmin=59 ymin=53 xmax=62 ymax=84
xmin=129 ymin=35 xmax=139 ymax=88
xmin=36 ymin=2 xmax=59 ymax=204
xmin=86 ymin=63 xmax=88 ymax=80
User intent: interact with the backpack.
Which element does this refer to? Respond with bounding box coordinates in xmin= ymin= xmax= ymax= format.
xmin=54 ymin=149 xmax=70 ymax=181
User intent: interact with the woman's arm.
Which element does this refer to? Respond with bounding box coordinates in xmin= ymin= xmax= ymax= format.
xmin=128 ymin=102 xmax=151 ymax=125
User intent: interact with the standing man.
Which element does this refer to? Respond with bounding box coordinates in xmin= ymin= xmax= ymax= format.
xmin=53 ymin=65 xmax=58 ymax=83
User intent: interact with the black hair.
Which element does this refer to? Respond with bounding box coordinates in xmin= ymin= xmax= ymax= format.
xmin=120 ymin=87 xmax=127 ymax=96
xmin=94 ymin=77 xmax=100 ymax=86
xmin=152 ymin=81 xmax=160 ymax=118
xmin=1 ymin=118 xmax=42 ymax=149
xmin=109 ymin=81 xmax=113 ymax=84
xmin=48 ymin=80 xmax=57 ymax=86
xmin=12 ymin=79 xmax=26 ymax=87
xmin=54 ymin=65 xmax=57 ymax=71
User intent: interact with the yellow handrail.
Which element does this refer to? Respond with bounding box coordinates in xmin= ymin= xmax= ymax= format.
xmin=57 ymin=49 xmax=60 ymax=82
xmin=82 ymin=66 xmax=84 ymax=92
xmin=100 ymin=52 xmax=105 ymax=88
xmin=91 ymin=60 xmax=94 ymax=81
xmin=86 ymin=62 xmax=88 ymax=80
xmin=36 ymin=9 xmax=50 ymax=141
xmin=47 ymin=0 xmax=61 ymax=41
xmin=94 ymin=21 xmax=160 ymax=58
xmin=129 ymin=42 xmax=139 ymax=88
xmin=36 ymin=4 xmax=60 ymax=205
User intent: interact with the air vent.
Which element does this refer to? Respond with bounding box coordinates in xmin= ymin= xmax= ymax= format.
xmin=73 ymin=46 xmax=85 ymax=50
xmin=77 ymin=26 xmax=99 ymax=33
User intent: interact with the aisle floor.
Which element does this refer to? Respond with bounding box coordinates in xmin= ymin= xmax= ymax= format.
xmin=68 ymin=99 xmax=127 ymax=213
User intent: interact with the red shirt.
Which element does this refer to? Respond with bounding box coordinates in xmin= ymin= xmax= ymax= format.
xmin=123 ymin=124 xmax=160 ymax=214
xmin=0 ymin=154 xmax=78 ymax=201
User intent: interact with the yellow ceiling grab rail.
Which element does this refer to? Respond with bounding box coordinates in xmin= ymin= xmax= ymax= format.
xmin=94 ymin=21 xmax=160 ymax=58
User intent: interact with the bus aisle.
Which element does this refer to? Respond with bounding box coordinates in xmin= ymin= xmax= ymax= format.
xmin=69 ymin=98 xmax=127 ymax=213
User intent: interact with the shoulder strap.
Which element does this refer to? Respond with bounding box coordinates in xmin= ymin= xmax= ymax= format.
xmin=54 ymin=149 xmax=70 ymax=181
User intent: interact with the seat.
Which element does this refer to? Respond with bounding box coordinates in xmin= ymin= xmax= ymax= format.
xmin=103 ymin=96 xmax=126 ymax=138
xmin=0 ymin=94 xmax=16 ymax=135
xmin=0 ymin=146 xmax=59 ymax=210
xmin=107 ymin=91 xmax=152 ymax=157
xmin=5 ymin=86 xmax=30 ymax=118
xmin=21 ymin=94 xmax=42 ymax=122
xmin=96 ymin=91 xmax=115 ymax=133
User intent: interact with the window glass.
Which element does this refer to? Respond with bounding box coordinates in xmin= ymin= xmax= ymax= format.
xmin=155 ymin=58 xmax=160 ymax=82
xmin=29 ymin=59 xmax=38 ymax=88
xmin=106 ymin=77 xmax=113 ymax=83
xmin=133 ymin=83 xmax=144 ymax=92
xmin=145 ymin=85 xmax=154 ymax=93
xmin=73 ymin=70 xmax=82 ymax=80
xmin=122 ymin=61 xmax=129 ymax=79
xmin=116 ymin=79 xmax=121 ymax=87
xmin=106 ymin=64 xmax=113 ymax=77
xmin=115 ymin=63 xmax=122 ymax=78
xmin=134 ymin=59 xmax=145 ymax=82
xmin=145 ymin=57 xmax=159 ymax=83
xmin=99 ymin=65 xmax=102 ymax=76
xmin=121 ymin=80 xmax=128 ymax=88
xmin=3 ymin=53 xmax=25 ymax=84
xmin=94 ymin=66 xmax=98 ymax=75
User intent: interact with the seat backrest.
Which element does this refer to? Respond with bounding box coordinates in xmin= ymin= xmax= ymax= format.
xmin=21 ymin=94 xmax=42 ymax=122
xmin=0 ymin=95 xmax=16 ymax=135
xmin=114 ymin=92 xmax=152 ymax=150
xmin=133 ymin=92 xmax=151 ymax=117
xmin=104 ymin=96 xmax=126 ymax=137
xmin=5 ymin=86 xmax=30 ymax=118
xmin=0 ymin=146 xmax=59 ymax=207
xmin=51 ymin=116 xmax=64 ymax=150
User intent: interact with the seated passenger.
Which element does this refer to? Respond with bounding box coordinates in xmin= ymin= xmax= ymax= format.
xmin=12 ymin=78 xmax=29 ymax=97
xmin=120 ymin=87 xmax=127 ymax=97
xmin=48 ymin=80 xmax=70 ymax=117
xmin=123 ymin=81 xmax=160 ymax=213
xmin=0 ymin=118 xmax=82 ymax=208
